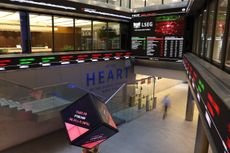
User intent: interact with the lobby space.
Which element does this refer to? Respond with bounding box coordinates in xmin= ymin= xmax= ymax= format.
xmin=1 ymin=83 xmax=212 ymax=153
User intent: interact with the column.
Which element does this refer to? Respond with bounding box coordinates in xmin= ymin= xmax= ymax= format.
xmin=194 ymin=116 xmax=209 ymax=153
xmin=185 ymin=87 xmax=195 ymax=121
xmin=19 ymin=11 xmax=31 ymax=53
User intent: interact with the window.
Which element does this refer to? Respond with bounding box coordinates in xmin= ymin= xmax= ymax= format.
xmin=212 ymin=0 xmax=228 ymax=63
xmin=54 ymin=16 xmax=74 ymax=52
xmin=122 ymin=0 xmax=130 ymax=8
xmin=204 ymin=1 xmax=216 ymax=59
xmin=108 ymin=0 xmax=120 ymax=6
xmin=75 ymin=19 xmax=92 ymax=50
xmin=146 ymin=0 xmax=162 ymax=6
xmin=164 ymin=0 xmax=181 ymax=4
xmin=200 ymin=9 xmax=208 ymax=57
xmin=93 ymin=21 xmax=107 ymax=50
xmin=30 ymin=13 xmax=53 ymax=53
xmin=192 ymin=18 xmax=198 ymax=54
xmin=108 ymin=22 xmax=120 ymax=50
xmin=95 ymin=0 xmax=107 ymax=3
xmin=0 ymin=10 xmax=21 ymax=54
xmin=131 ymin=0 xmax=145 ymax=8
xmin=195 ymin=15 xmax=203 ymax=55
xmin=225 ymin=24 xmax=230 ymax=67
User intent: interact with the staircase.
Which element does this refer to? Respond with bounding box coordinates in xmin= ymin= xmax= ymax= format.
xmin=0 ymin=96 xmax=71 ymax=121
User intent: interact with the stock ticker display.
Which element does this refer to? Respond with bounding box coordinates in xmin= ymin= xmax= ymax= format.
xmin=184 ymin=57 xmax=230 ymax=153
xmin=132 ymin=14 xmax=184 ymax=59
xmin=0 ymin=51 xmax=131 ymax=71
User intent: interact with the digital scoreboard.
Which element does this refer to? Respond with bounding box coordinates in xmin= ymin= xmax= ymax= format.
xmin=132 ymin=14 xmax=185 ymax=59
xmin=184 ymin=56 xmax=230 ymax=153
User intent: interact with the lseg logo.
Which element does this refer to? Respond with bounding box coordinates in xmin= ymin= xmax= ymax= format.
xmin=133 ymin=22 xmax=153 ymax=29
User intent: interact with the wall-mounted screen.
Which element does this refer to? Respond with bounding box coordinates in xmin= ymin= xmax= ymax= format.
xmin=132 ymin=14 xmax=185 ymax=59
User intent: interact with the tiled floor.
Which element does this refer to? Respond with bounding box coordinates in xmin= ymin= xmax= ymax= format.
xmin=2 ymin=83 xmax=211 ymax=153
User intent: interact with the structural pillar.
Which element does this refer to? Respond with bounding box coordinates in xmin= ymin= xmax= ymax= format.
xmin=19 ymin=11 xmax=31 ymax=53
xmin=194 ymin=116 xmax=209 ymax=153
xmin=185 ymin=87 xmax=195 ymax=121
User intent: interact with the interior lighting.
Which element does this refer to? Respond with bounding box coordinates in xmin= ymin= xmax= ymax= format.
xmin=0 ymin=24 xmax=57 ymax=32
xmin=41 ymin=63 xmax=51 ymax=66
xmin=19 ymin=65 xmax=29 ymax=69
xmin=10 ymin=0 xmax=76 ymax=10
xmin=61 ymin=61 xmax=70 ymax=65
xmin=205 ymin=111 xmax=212 ymax=128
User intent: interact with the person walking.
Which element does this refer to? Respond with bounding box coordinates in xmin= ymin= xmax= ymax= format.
xmin=162 ymin=94 xmax=171 ymax=120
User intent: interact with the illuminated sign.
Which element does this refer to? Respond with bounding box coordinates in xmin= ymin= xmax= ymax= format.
xmin=83 ymin=8 xmax=131 ymax=20
xmin=133 ymin=22 xmax=153 ymax=30
xmin=61 ymin=93 xmax=118 ymax=149
xmin=184 ymin=57 xmax=230 ymax=153
xmin=10 ymin=0 xmax=76 ymax=10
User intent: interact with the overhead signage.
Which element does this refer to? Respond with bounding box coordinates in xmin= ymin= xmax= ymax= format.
xmin=184 ymin=57 xmax=230 ymax=153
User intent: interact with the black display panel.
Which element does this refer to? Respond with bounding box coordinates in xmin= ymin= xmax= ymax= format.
xmin=184 ymin=57 xmax=230 ymax=153
xmin=61 ymin=93 xmax=118 ymax=149
xmin=0 ymin=51 xmax=132 ymax=71
xmin=131 ymin=14 xmax=185 ymax=59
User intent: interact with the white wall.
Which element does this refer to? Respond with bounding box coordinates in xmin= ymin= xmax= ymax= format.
xmin=155 ymin=78 xmax=184 ymax=93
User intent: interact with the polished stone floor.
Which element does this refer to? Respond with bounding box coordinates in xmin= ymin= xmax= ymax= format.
xmin=1 ymin=83 xmax=212 ymax=153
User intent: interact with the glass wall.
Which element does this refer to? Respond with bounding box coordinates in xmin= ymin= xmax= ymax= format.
xmin=0 ymin=9 xmax=127 ymax=54
xmin=195 ymin=15 xmax=203 ymax=55
xmin=204 ymin=1 xmax=216 ymax=59
xmin=200 ymin=9 xmax=208 ymax=57
xmin=226 ymin=25 xmax=230 ymax=67
xmin=122 ymin=0 xmax=130 ymax=8
xmin=54 ymin=16 xmax=74 ymax=51
xmin=131 ymin=0 xmax=145 ymax=8
xmin=0 ymin=10 xmax=21 ymax=54
xmin=146 ymin=0 xmax=162 ymax=6
xmin=108 ymin=22 xmax=120 ymax=50
xmin=212 ymin=0 xmax=228 ymax=63
xmin=108 ymin=0 xmax=120 ymax=6
xmin=93 ymin=21 xmax=107 ymax=50
xmin=30 ymin=13 xmax=53 ymax=53
xmin=75 ymin=19 xmax=92 ymax=50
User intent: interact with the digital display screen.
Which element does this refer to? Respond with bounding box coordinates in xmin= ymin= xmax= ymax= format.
xmin=132 ymin=14 xmax=185 ymax=59
xmin=0 ymin=51 xmax=132 ymax=71
xmin=61 ymin=93 xmax=118 ymax=149
xmin=184 ymin=57 xmax=230 ymax=153
xmin=154 ymin=15 xmax=184 ymax=36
